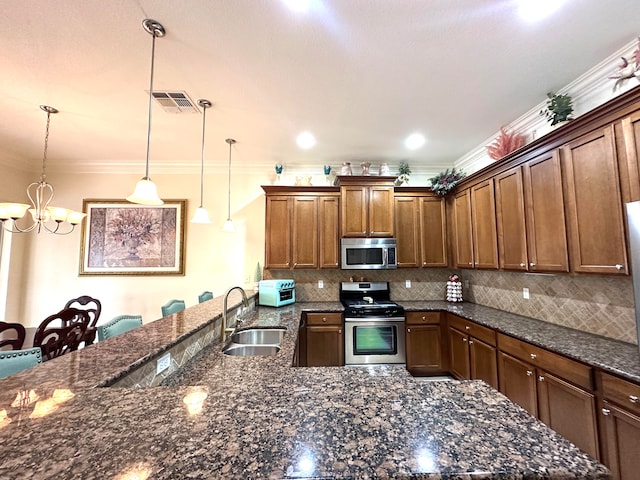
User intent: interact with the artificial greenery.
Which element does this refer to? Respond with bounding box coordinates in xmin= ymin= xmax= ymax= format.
xmin=395 ymin=161 xmax=411 ymax=185
xmin=254 ymin=262 xmax=262 ymax=283
xmin=539 ymin=92 xmax=574 ymax=126
xmin=429 ymin=168 xmax=466 ymax=196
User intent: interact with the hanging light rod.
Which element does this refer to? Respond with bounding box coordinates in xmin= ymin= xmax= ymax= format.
xmin=0 ymin=105 xmax=86 ymax=234
xmin=223 ymin=138 xmax=236 ymax=232
xmin=127 ymin=18 xmax=166 ymax=206
xmin=191 ymin=99 xmax=212 ymax=224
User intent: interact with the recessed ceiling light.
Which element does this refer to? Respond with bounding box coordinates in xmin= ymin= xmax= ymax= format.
xmin=518 ymin=0 xmax=564 ymax=21
xmin=297 ymin=131 xmax=316 ymax=149
xmin=281 ymin=0 xmax=311 ymax=13
xmin=404 ymin=133 xmax=426 ymax=150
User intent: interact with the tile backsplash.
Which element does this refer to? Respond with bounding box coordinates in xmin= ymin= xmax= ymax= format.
xmin=266 ymin=268 xmax=638 ymax=344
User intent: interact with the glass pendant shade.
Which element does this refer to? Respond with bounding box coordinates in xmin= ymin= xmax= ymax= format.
xmin=127 ymin=177 xmax=163 ymax=205
xmin=191 ymin=207 xmax=212 ymax=224
xmin=223 ymin=219 xmax=235 ymax=232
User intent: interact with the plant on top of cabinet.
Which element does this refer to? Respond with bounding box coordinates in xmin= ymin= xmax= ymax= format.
xmin=609 ymin=36 xmax=640 ymax=91
xmin=395 ymin=161 xmax=411 ymax=186
xmin=486 ymin=126 xmax=526 ymax=161
xmin=540 ymin=92 xmax=574 ymax=126
xmin=428 ymin=168 xmax=466 ymax=196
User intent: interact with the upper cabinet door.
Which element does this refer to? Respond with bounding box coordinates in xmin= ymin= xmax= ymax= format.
xmin=523 ymin=151 xmax=569 ymax=272
xmin=419 ymin=196 xmax=448 ymax=267
xmin=341 ymin=186 xmax=368 ymax=237
xmin=562 ymin=126 xmax=628 ymax=274
xmin=495 ymin=168 xmax=528 ymax=271
xmin=394 ymin=196 xmax=421 ymax=267
xmin=265 ymin=196 xmax=291 ymax=269
xmin=471 ymin=179 xmax=499 ymax=269
xmin=292 ymin=197 xmax=318 ymax=269
xmin=318 ymin=196 xmax=340 ymax=269
xmin=368 ymin=186 xmax=395 ymax=237
xmin=453 ymin=189 xmax=474 ymax=268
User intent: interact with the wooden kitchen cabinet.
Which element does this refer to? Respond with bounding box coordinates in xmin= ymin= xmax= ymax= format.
xmin=304 ymin=312 xmax=344 ymax=367
xmin=394 ymin=192 xmax=447 ymax=268
xmin=562 ymin=125 xmax=628 ymax=274
xmin=522 ymin=151 xmax=569 ymax=272
xmin=497 ymin=333 xmax=599 ymax=459
xmin=447 ymin=314 xmax=498 ymax=388
xmin=471 ymin=179 xmax=499 ymax=269
xmin=339 ymin=176 xmax=395 ymax=237
xmin=263 ymin=187 xmax=340 ymax=269
xmin=495 ymin=167 xmax=528 ymax=271
xmin=453 ymin=188 xmax=474 ymax=268
xmin=598 ymin=372 xmax=640 ymax=480
xmin=405 ymin=311 xmax=446 ymax=376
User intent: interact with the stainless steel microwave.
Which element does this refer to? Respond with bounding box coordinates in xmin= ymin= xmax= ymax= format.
xmin=341 ymin=238 xmax=397 ymax=270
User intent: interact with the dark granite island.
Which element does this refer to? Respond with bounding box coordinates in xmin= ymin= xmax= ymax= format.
xmin=0 ymin=296 xmax=609 ymax=479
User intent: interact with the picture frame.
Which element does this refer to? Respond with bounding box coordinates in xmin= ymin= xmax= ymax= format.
xmin=79 ymin=199 xmax=186 ymax=276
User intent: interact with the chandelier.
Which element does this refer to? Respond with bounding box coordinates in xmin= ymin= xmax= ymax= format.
xmin=0 ymin=105 xmax=86 ymax=234
xmin=127 ymin=18 xmax=165 ymax=206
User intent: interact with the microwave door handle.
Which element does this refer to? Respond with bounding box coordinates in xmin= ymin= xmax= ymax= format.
xmin=383 ymin=247 xmax=388 ymax=267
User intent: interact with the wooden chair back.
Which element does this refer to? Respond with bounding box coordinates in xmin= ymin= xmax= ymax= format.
xmin=64 ymin=295 xmax=102 ymax=346
xmin=33 ymin=308 xmax=91 ymax=361
xmin=0 ymin=321 xmax=26 ymax=351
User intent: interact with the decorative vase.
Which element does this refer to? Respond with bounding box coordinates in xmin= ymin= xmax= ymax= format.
xmin=379 ymin=163 xmax=390 ymax=176
xmin=323 ymin=165 xmax=331 ymax=175
xmin=360 ymin=162 xmax=371 ymax=175
xmin=340 ymin=162 xmax=352 ymax=175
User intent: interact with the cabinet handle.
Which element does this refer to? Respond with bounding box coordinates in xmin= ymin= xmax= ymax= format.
xmin=526 ymin=370 xmax=533 ymax=376
xmin=538 ymin=376 xmax=545 ymax=382
xmin=530 ymin=262 xmax=536 ymax=267
xmin=520 ymin=263 xmax=526 ymax=267
xmin=615 ymin=264 xmax=624 ymax=270
xmin=530 ymin=353 xmax=537 ymax=360
xmin=602 ymin=408 xmax=611 ymax=416
xmin=630 ymin=395 xmax=639 ymax=403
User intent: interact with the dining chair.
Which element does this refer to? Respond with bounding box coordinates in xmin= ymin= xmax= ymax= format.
xmin=64 ymin=295 xmax=102 ymax=346
xmin=0 ymin=321 xmax=27 ymax=350
xmin=97 ymin=315 xmax=143 ymax=341
xmin=33 ymin=308 xmax=91 ymax=361
xmin=0 ymin=347 xmax=42 ymax=379
xmin=161 ymin=299 xmax=186 ymax=317
xmin=198 ymin=291 xmax=214 ymax=303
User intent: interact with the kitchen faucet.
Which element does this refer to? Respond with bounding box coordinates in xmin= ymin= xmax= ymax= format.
xmin=221 ymin=286 xmax=249 ymax=342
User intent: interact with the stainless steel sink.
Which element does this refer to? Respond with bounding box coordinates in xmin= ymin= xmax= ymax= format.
xmin=230 ymin=327 xmax=287 ymax=345
xmin=222 ymin=343 xmax=281 ymax=356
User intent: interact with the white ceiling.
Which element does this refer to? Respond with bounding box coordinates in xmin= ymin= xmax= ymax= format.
xmin=2 ymin=0 xmax=640 ymax=176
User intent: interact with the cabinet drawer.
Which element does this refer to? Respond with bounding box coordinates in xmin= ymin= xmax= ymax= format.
xmin=601 ymin=372 xmax=640 ymax=415
xmin=498 ymin=333 xmax=593 ymax=390
xmin=406 ymin=311 xmax=440 ymax=325
xmin=447 ymin=314 xmax=496 ymax=346
xmin=306 ymin=312 xmax=343 ymax=326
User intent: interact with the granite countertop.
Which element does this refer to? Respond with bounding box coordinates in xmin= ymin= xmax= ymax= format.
xmin=0 ymin=298 xmax=622 ymax=479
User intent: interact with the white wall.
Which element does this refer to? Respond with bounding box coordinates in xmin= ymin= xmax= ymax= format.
xmin=1 ymin=168 xmax=268 ymax=328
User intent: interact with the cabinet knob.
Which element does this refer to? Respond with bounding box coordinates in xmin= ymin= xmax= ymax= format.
xmin=407 ymin=328 xmax=411 ymax=333
xmin=338 ymin=329 xmax=342 ymax=334
xmin=526 ymin=370 xmax=533 ymax=376
xmin=520 ymin=263 xmax=526 ymax=267
xmin=421 ymin=316 xmax=426 ymax=321
xmin=530 ymin=262 xmax=536 ymax=267
xmin=462 ymin=338 xmax=468 ymax=343
xmin=538 ymin=375 xmax=545 ymax=382
xmin=465 ymin=325 xmax=470 ymax=331
xmin=469 ymin=340 xmax=474 ymax=345
xmin=322 ymin=317 xmax=327 ymax=322
xmin=630 ymin=395 xmax=639 ymax=403
xmin=530 ymin=353 xmax=537 ymax=360
xmin=602 ymin=408 xmax=611 ymax=416
xmin=615 ymin=264 xmax=624 ymax=270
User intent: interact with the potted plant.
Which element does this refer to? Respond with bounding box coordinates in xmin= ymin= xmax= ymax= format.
xmin=539 ymin=92 xmax=574 ymax=126
xmin=395 ymin=161 xmax=411 ymax=186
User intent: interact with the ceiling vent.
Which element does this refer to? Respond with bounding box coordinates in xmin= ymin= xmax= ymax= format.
xmin=151 ymin=91 xmax=199 ymax=113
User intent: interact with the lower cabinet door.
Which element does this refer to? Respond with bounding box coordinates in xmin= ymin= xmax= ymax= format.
xmin=469 ymin=338 xmax=498 ymax=389
xmin=449 ymin=327 xmax=470 ymax=379
xmin=406 ymin=324 xmax=443 ymax=374
xmin=498 ymin=352 xmax=538 ymax=417
xmin=537 ymin=371 xmax=599 ymax=460
xmin=306 ymin=326 xmax=344 ymax=367
xmin=600 ymin=402 xmax=640 ymax=480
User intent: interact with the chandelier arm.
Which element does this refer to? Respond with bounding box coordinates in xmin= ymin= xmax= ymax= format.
xmin=1 ymin=219 xmax=38 ymax=234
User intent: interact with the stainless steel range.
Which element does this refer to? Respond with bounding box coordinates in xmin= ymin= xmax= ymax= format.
xmin=340 ymin=281 xmax=405 ymax=365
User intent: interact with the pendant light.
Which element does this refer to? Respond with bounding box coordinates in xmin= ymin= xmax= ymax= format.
xmin=0 ymin=105 xmax=86 ymax=234
xmin=223 ymin=138 xmax=236 ymax=232
xmin=191 ymin=99 xmax=212 ymax=224
xmin=127 ymin=18 xmax=165 ymax=206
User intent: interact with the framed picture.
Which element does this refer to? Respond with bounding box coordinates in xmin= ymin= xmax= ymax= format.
xmin=79 ymin=199 xmax=186 ymax=276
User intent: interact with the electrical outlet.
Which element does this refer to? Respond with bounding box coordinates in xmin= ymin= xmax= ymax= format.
xmin=318 ymin=279 xmax=324 ymax=289
xmin=405 ymin=280 xmax=411 ymax=288
xmin=523 ymin=288 xmax=530 ymax=299
xmin=156 ymin=352 xmax=171 ymax=374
